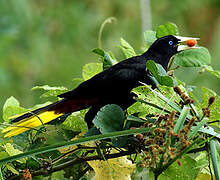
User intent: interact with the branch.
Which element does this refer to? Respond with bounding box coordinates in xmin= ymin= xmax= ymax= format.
xmin=8 ymin=150 xmax=135 ymax=179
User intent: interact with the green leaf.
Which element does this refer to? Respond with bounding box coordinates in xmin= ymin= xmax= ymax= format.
xmin=32 ymin=101 xmax=52 ymax=110
xmin=196 ymin=173 xmax=214 ymax=180
xmin=119 ymin=38 xmax=136 ymax=58
xmin=82 ymin=63 xmax=103 ymax=81
xmin=85 ymin=127 xmax=101 ymax=137
xmin=92 ymin=48 xmax=118 ymax=69
xmin=50 ymin=170 xmax=68 ymax=180
xmin=0 ymin=128 xmax=152 ymax=165
xmin=173 ymin=106 xmax=190 ymax=133
xmin=32 ymin=85 xmax=68 ymax=98
xmin=72 ymin=77 xmax=84 ymax=84
xmin=174 ymin=47 xmax=211 ymax=67
xmin=62 ymin=111 xmax=88 ymax=132
xmin=93 ymin=104 xmax=125 ymax=133
xmin=2 ymin=96 xmax=27 ymax=122
xmin=3 ymin=96 xmax=20 ymax=112
xmin=3 ymin=143 xmax=26 ymax=163
xmin=156 ymin=23 xmax=179 ymax=38
xmin=128 ymin=85 xmax=183 ymax=118
xmin=32 ymin=85 xmax=67 ymax=91
xmin=199 ymin=126 xmax=220 ymax=139
xmin=0 ymin=152 xmax=8 ymax=160
xmin=146 ymin=60 xmax=175 ymax=87
xmin=94 ymin=104 xmax=128 ymax=146
xmin=92 ymin=48 xmax=105 ymax=57
xmin=141 ymin=85 xmax=186 ymax=114
xmin=189 ymin=118 xmax=208 ymax=140
xmin=195 ymin=152 xmax=209 ymax=173
xmin=127 ymin=115 xmax=146 ymax=123
xmin=159 ymin=155 xmax=199 ymax=180
xmin=3 ymin=106 xmax=27 ymax=122
xmin=0 ymin=166 xmax=3 ymax=179
xmin=144 ymin=30 xmax=157 ymax=46
xmin=158 ymin=138 xmax=201 ymax=179
xmin=210 ymin=139 xmax=220 ymax=180
xmin=2 ymin=101 xmax=51 ymax=124
xmin=148 ymin=74 xmax=160 ymax=87
xmin=204 ymin=66 xmax=220 ymax=79
xmin=6 ymin=164 xmax=19 ymax=175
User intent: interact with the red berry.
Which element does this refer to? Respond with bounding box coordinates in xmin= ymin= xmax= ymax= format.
xmin=136 ymin=133 xmax=144 ymax=141
xmin=186 ymin=39 xmax=197 ymax=47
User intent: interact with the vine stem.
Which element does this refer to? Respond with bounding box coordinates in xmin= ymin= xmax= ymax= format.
xmin=98 ymin=17 xmax=116 ymax=48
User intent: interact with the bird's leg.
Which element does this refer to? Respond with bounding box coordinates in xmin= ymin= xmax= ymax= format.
xmin=123 ymin=92 xmax=138 ymax=109
xmin=85 ymin=105 xmax=103 ymax=128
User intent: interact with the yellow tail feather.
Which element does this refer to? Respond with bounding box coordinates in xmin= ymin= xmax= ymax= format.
xmin=2 ymin=111 xmax=64 ymax=137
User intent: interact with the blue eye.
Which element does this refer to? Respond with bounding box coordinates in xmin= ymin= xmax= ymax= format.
xmin=168 ymin=40 xmax=173 ymax=45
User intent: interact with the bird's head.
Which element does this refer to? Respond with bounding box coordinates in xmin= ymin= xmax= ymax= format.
xmin=146 ymin=35 xmax=199 ymax=69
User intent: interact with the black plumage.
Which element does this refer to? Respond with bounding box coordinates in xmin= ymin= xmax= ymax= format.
xmin=3 ymin=35 xmax=193 ymax=137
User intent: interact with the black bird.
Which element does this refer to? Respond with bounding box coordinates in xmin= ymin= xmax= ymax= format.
xmin=2 ymin=35 xmax=199 ymax=137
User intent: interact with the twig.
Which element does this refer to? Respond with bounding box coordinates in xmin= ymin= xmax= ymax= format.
xmin=208 ymin=120 xmax=220 ymax=124
xmin=8 ymin=150 xmax=135 ymax=180
xmin=52 ymin=147 xmax=80 ymax=164
xmin=52 ymin=145 xmax=98 ymax=164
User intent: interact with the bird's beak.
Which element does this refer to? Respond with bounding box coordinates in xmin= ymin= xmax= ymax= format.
xmin=174 ymin=36 xmax=200 ymax=52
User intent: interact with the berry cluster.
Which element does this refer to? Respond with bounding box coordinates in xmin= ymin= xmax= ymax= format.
xmin=136 ymin=111 xmax=196 ymax=169
xmin=202 ymin=96 xmax=215 ymax=118
xmin=173 ymin=86 xmax=194 ymax=105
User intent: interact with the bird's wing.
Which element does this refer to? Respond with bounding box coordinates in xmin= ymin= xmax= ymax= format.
xmin=58 ymin=62 xmax=146 ymax=99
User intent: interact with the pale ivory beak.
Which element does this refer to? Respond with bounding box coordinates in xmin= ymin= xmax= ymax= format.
xmin=174 ymin=36 xmax=200 ymax=52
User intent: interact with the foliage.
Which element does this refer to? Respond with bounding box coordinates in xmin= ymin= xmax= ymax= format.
xmin=146 ymin=60 xmax=176 ymax=87
xmin=156 ymin=23 xmax=179 ymax=38
xmin=1 ymin=0 xmax=220 ymax=127
xmin=0 ymin=23 xmax=220 ymax=180
xmin=174 ymin=47 xmax=211 ymax=67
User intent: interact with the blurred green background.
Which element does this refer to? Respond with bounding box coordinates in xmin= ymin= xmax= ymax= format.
xmin=0 ymin=0 xmax=220 ymax=122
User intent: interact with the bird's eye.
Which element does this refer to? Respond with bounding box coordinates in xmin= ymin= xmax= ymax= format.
xmin=168 ymin=40 xmax=173 ymax=46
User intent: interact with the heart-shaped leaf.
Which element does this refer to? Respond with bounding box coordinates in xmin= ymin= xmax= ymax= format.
xmin=93 ymin=104 xmax=125 ymax=133
xmin=93 ymin=104 xmax=127 ymax=146
xmin=174 ymin=47 xmax=211 ymax=67
xmin=156 ymin=23 xmax=179 ymax=38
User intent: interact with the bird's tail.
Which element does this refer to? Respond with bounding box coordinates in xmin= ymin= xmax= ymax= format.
xmin=2 ymin=111 xmax=64 ymax=137
xmin=2 ymin=98 xmax=97 ymax=137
